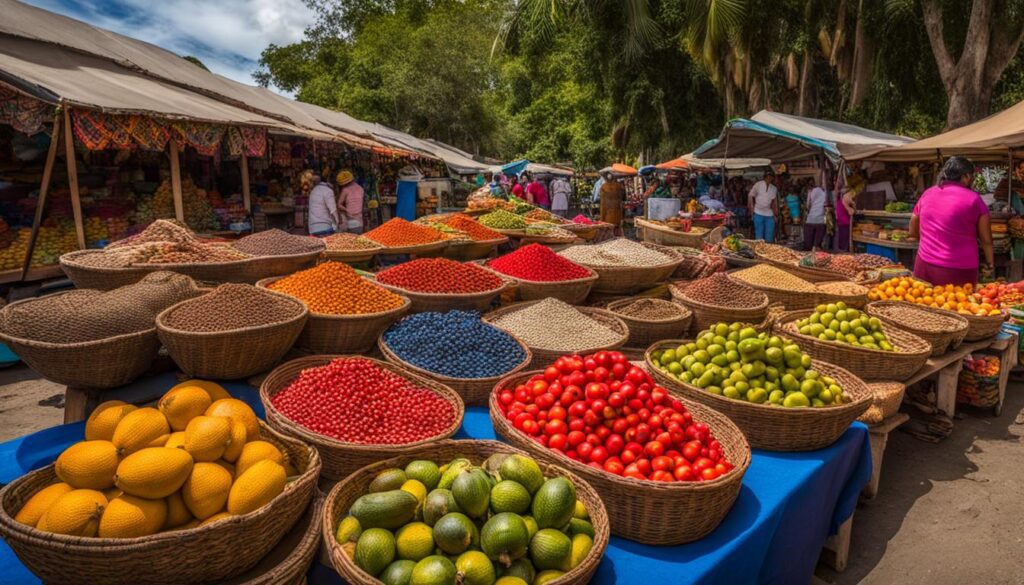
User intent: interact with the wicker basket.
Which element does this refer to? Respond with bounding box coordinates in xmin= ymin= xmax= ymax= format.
xmin=645 ymin=343 xmax=872 ymax=451
xmin=0 ymin=421 xmax=320 ymax=585
xmin=323 ymin=439 xmax=609 ymax=585
xmin=156 ymin=289 xmax=308 ymax=379
xmin=59 ymin=250 xmax=152 ymax=290
xmin=761 ymin=257 xmax=848 ymax=283
xmin=482 ymin=302 xmax=629 ymax=369
xmin=371 ymin=240 xmax=449 ymax=257
xmin=488 ymin=265 xmax=600 ymax=305
xmin=442 ymin=237 xmax=509 ymax=261
xmin=322 ymin=246 xmax=382 ymax=264
xmin=670 ymin=282 xmax=770 ymax=335
xmin=376 ymin=278 xmax=509 ymax=314
xmin=955 ymin=310 xmax=1006 ymax=342
xmin=491 ymin=372 xmax=749 ymax=544
xmin=378 ymin=330 xmax=532 ymax=406
xmin=560 ymin=222 xmax=601 ymax=241
xmin=635 ymin=218 xmax=709 ymax=248
xmin=857 ymin=381 xmax=906 ymax=425
xmin=737 ymin=281 xmax=820 ymax=311
xmin=775 ymin=309 xmax=931 ymax=381
xmin=606 ymin=298 xmax=693 ymax=349
xmin=260 ymin=355 xmax=464 ymax=481
xmin=220 ymin=494 xmax=323 ymax=585
xmin=816 ymin=281 xmax=870 ymax=309
xmin=865 ymin=301 xmax=969 ymax=357
xmin=567 ymin=242 xmax=685 ymax=294
xmin=257 ymin=277 xmax=411 ymax=354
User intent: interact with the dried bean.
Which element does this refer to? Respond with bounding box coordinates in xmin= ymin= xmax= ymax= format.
xmin=162 ymin=284 xmax=303 ymax=332
xmin=231 ymin=229 xmax=325 ymax=256
xmin=611 ymin=298 xmax=686 ymax=321
xmin=682 ymin=273 xmax=767 ymax=308
xmin=489 ymin=298 xmax=622 ymax=352
xmin=731 ymin=264 xmax=817 ymax=292
xmin=559 ymin=238 xmax=673 ymax=267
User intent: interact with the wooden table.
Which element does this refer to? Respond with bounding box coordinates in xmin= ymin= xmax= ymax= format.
xmin=864 ymin=412 xmax=911 ymax=499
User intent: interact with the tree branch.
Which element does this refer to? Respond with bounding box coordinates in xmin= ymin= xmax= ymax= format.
xmin=958 ymin=0 xmax=994 ymax=84
xmin=984 ymin=16 xmax=1024 ymax=85
xmin=920 ymin=0 xmax=955 ymax=87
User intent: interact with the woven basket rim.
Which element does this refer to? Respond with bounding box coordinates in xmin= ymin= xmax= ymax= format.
xmin=865 ymin=300 xmax=970 ymax=334
xmin=484 ymin=262 xmax=600 ymax=286
xmin=377 ymin=325 xmax=533 ymax=383
xmin=374 ymin=272 xmax=511 ymax=300
xmin=606 ymin=298 xmax=693 ymax=325
xmin=634 ymin=217 xmax=711 ymax=235
xmin=59 ymin=250 xmax=157 ymax=274
xmin=559 ymin=241 xmax=686 ymax=273
xmin=255 ymin=277 xmax=412 ymax=322
xmin=671 ymin=280 xmax=771 ymax=313
xmin=644 ymin=340 xmax=874 ymax=419
xmin=0 ymin=420 xmax=319 ymax=548
xmin=776 ymin=309 xmax=932 ymax=357
xmin=482 ymin=301 xmax=630 ymax=355
xmin=365 ymin=239 xmax=449 ymax=255
xmin=156 ymin=287 xmax=309 ymax=338
xmin=730 ymin=268 xmax=819 ymax=296
xmin=491 ymin=370 xmax=752 ymax=491
xmin=815 ymin=280 xmax=870 ymax=295
xmin=322 ymin=438 xmax=610 ymax=585
xmin=259 ymin=354 xmax=464 ymax=452
xmin=447 ymin=236 xmax=509 ymax=247
xmin=321 ymin=244 xmax=383 ymax=261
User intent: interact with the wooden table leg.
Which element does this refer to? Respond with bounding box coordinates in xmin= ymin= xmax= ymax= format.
xmin=935 ymin=360 xmax=963 ymax=418
xmin=63 ymin=386 xmax=100 ymax=424
xmin=821 ymin=515 xmax=853 ymax=572
xmin=865 ymin=412 xmax=910 ymax=499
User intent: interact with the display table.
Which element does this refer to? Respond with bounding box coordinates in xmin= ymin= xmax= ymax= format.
xmin=0 ymin=374 xmax=871 ymax=585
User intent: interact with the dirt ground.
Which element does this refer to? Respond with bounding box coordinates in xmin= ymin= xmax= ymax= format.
xmin=2 ymin=365 xmax=1023 ymax=583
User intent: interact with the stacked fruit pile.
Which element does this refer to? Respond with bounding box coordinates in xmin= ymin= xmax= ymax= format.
xmin=14 ymin=382 xmax=292 ymax=537
xmin=794 ymin=303 xmax=896 ymax=351
xmin=868 ymin=278 xmax=1002 ymax=316
xmin=976 ymin=281 xmax=1024 ymax=310
xmin=479 ymin=210 xmax=527 ymax=230
xmin=337 ymin=454 xmax=595 ymax=585
xmin=495 ymin=351 xmax=734 ymax=482
xmin=652 ymin=323 xmax=851 ymax=408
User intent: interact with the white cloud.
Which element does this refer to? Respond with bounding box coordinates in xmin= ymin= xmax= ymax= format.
xmin=22 ymin=0 xmax=314 ymax=91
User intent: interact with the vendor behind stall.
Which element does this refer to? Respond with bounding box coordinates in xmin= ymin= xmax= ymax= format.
xmin=909 ymin=156 xmax=994 ymax=286
xmin=307 ymin=171 xmax=338 ymax=236
xmin=336 ymin=170 xmax=364 ymax=234
xmin=748 ymin=171 xmax=778 ymax=242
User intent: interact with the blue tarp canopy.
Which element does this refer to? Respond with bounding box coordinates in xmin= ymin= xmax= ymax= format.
xmin=694 ymin=111 xmax=914 ymax=164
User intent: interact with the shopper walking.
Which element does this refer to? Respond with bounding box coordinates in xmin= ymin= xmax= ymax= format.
xmin=803 ymin=180 xmax=828 ymax=250
xmin=526 ymin=175 xmax=550 ymax=208
xmin=336 ymin=170 xmax=365 ymax=234
xmin=748 ymin=172 xmax=779 ymax=242
xmin=909 ymin=156 xmax=994 ymax=286
xmin=306 ymin=172 xmax=338 ymax=236
xmin=551 ymin=176 xmax=572 ymax=217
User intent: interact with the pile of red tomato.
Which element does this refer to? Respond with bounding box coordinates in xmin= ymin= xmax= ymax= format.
xmin=977 ymin=280 xmax=1024 ymax=309
xmin=495 ymin=351 xmax=733 ymax=483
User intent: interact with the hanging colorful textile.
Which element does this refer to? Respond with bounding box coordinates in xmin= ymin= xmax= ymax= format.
xmin=0 ymin=87 xmax=53 ymax=135
xmin=240 ymin=127 xmax=266 ymax=157
xmin=71 ymin=109 xmax=112 ymax=150
xmin=171 ymin=122 xmax=224 ymax=156
xmin=131 ymin=116 xmax=170 ymax=151
xmin=225 ymin=127 xmax=244 ymax=156
xmin=103 ymin=114 xmax=136 ymax=150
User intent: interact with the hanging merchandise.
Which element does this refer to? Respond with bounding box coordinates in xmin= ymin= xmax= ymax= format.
xmin=171 ymin=122 xmax=225 ymax=157
xmin=0 ymin=87 xmax=53 ymax=135
xmin=130 ymin=116 xmax=171 ymax=151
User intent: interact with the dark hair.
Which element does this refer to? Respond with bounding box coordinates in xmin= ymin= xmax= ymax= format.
xmin=765 ymin=171 xmax=775 ymax=178
xmin=940 ymin=156 xmax=974 ymax=183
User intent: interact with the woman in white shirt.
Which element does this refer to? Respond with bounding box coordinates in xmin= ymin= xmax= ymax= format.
xmin=802 ymin=180 xmax=828 ymax=250
xmin=748 ymin=172 xmax=779 ymax=242
xmin=307 ymin=175 xmax=339 ymax=236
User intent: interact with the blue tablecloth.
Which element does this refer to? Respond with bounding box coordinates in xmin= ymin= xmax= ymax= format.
xmin=0 ymin=374 xmax=871 ymax=585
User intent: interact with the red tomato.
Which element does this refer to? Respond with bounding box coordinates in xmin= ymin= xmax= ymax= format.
xmin=583 ymin=358 xmax=598 ymax=371
xmin=577 ymin=442 xmax=594 ymax=460
xmin=608 ymin=392 xmax=625 ymax=408
xmin=611 ymin=362 xmax=627 ymax=380
xmin=531 ymin=380 xmax=549 ymax=396
xmin=644 ymin=441 xmax=665 ymax=458
xmin=568 ymin=401 xmax=588 ymax=418
xmin=673 ymin=464 xmax=696 ymax=482
xmin=701 ymin=468 xmax=720 ymax=481
xmin=589 ymin=446 xmax=609 ymax=464
xmin=714 ymin=463 xmax=729 ymax=476
xmin=544 ymin=419 xmax=567 ymax=436
xmin=585 ymin=383 xmax=607 ymax=401
xmin=522 ymin=420 xmax=540 ymax=435
xmin=544 ymin=366 xmax=560 ymax=382
xmin=548 ymin=433 xmax=567 ymax=451
xmin=612 ymin=418 xmax=629 ymax=435
xmin=694 ymin=457 xmax=714 ymax=471
xmin=635 ymin=424 xmax=651 ymax=444
xmin=635 ymin=458 xmax=652 ymax=476
xmin=605 ymin=433 xmax=625 ymax=455
xmin=622 ymin=464 xmax=645 ymax=480
xmin=652 ymin=456 xmax=674 ymax=472
xmin=604 ymin=459 xmax=624 ymax=475
xmin=548 ymin=405 xmax=566 ymax=421
xmin=651 ymin=470 xmax=675 ymax=482
xmin=682 ymin=440 xmax=702 ymax=461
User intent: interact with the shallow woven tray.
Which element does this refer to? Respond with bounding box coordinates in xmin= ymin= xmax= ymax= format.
xmin=670 ymin=281 xmax=770 ymax=335
xmin=816 ymin=281 xmax=870 ymax=309
xmin=952 ymin=309 xmax=1006 ymax=342
xmin=442 ymin=236 xmax=509 ymax=261
xmin=606 ymin=298 xmax=693 ymax=349
xmin=482 ymin=301 xmax=629 ymax=369
xmin=257 ymin=277 xmax=411 ymax=354
xmin=323 ymin=439 xmax=609 ymax=585
xmin=763 ymin=258 xmax=850 ymax=283
xmin=635 ymin=218 xmax=709 ymax=248
xmin=321 ymin=245 xmax=382 ymax=264
xmin=219 ymin=494 xmax=323 ymax=585
xmin=645 ymin=343 xmax=872 ymax=451
xmin=775 ymin=309 xmax=931 ymax=382
xmin=564 ymin=241 xmax=686 ymax=294
xmin=0 ymin=421 xmax=320 ymax=585
xmin=486 ymin=263 xmax=600 ymax=305
xmin=491 ymin=371 xmax=749 ymax=544
xmin=152 ymin=250 xmax=323 ymax=284
xmin=733 ymin=277 xmax=820 ymax=311
xmin=369 ymin=240 xmax=449 ymax=257
xmin=865 ymin=301 xmax=969 ymax=357
xmin=260 ymin=355 xmax=464 ymax=481
xmin=59 ymin=250 xmax=152 ymax=290
xmin=560 ymin=222 xmax=601 ymax=240
xmin=376 ymin=276 xmax=510 ymax=314
xmin=156 ymin=289 xmax=308 ymax=379
xmin=378 ymin=328 xmax=532 ymax=406
xmin=857 ymin=381 xmax=906 ymax=425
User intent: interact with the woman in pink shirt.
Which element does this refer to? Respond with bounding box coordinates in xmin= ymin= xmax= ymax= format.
xmin=335 ymin=170 xmax=365 ymax=234
xmin=909 ymin=157 xmax=994 ymax=286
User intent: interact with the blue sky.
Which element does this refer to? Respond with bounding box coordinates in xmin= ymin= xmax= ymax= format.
xmin=23 ymin=0 xmax=315 ymax=92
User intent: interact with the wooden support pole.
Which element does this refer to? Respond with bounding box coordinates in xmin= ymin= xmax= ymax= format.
xmin=62 ymin=107 xmax=86 ymax=250
xmin=169 ymin=141 xmax=184 ymax=222
xmin=240 ymin=152 xmax=251 ymax=211
xmin=21 ymin=110 xmax=62 ymax=277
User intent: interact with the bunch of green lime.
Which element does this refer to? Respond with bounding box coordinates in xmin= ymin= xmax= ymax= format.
xmin=651 ymin=322 xmax=850 ymax=408
xmin=338 ymin=453 xmax=596 ymax=585
xmin=796 ymin=302 xmax=895 ymax=351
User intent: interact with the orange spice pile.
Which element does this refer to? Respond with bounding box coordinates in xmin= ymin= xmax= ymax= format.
xmin=443 ymin=214 xmax=505 ymax=242
xmin=363 ymin=218 xmax=445 ymax=247
xmin=268 ymin=262 xmax=405 ymax=315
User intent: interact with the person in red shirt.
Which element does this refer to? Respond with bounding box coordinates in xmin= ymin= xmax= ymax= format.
xmin=526 ymin=175 xmax=550 ymax=208
xmin=510 ymin=175 xmax=525 ymax=199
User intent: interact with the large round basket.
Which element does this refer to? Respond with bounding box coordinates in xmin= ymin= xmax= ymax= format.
xmin=865 ymin=301 xmax=969 ymax=357
xmin=256 ymin=277 xmax=411 ymax=354
xmin=156 ymin=289 xmax=308 ymax=379
xmin=774 ymin=309 xmax=931 ymax=381
xmin=955 ymin=309 xmax=1006 ymax=342
xmin=377 ymin=328 xmax=532 ymax=406
xmin=219 ymin=494 xmax=323 ymax=585
xmin=734 ymin=279 xmax=820 ymax=311
xmin=369 ymin=240 xmax=449 ymax=257
xmin=645 ymin=343 xmax=872 ymax=451
xmin=59 ymin=250 xmax=153 ymax=290
xmin=566 ymin=242 xmax=686 ymax=294
xmin=482 ymin=301 xmax=629 ymax=369
xmin=491 ymin=372 xmax=749 ymax=544
xmin=670 ymin=282 xmax=770 ymax=335
xmin=764 ymin=259 xmax=849 ymax=283
xmin=376 ymin=278 xmax=509 ymax=313
xmin=230 ymin=251 xmax=324 ymax=283
xmin=0 ymin=421 xmax=320 ymax=585
xmin=816 ymin=281 xmax=870 ymax=309
xmin=443 ymin=237 xmax=509 ymax=261
xmin=635 ymin=218 xmax=709 ymax=248
xmin=323 ymin=439 xmax=609 ymax=585
xmin=606 ymin=298 xmax=693 ymax=349
xmin=560 ymin=222 xmax=601 ymax=241
xmin=260 ymin=355 xmax=464 ymax=481
xmin=487 ymin=265 xmax=600 ymax=304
